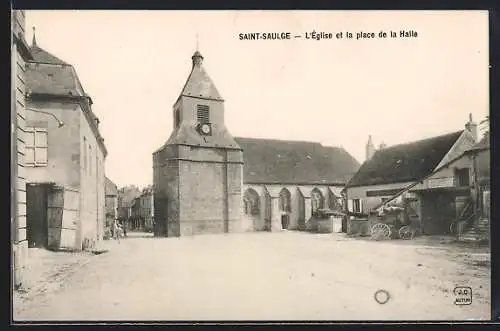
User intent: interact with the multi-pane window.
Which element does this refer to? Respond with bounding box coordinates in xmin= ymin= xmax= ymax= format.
xmin=455 ymin=168 xmax=470 ymax=187
xmin=25 ymin=127 xmax=48 ymax=167
xmin=196 ymin=104 xmax=209 ymax=123
xmin=353 ymin=199 xmax=361 ymax=213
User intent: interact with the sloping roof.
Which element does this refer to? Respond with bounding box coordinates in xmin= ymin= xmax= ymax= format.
xmin=346 ymin=130 xmax=463 ymax=188
xmin=178 ymin=51 xmax=223 ymax=101
xmin=105 ymin=177 xmax=118 ymax=196
xmin=25 ymin=44 xmax=107 ymax=157
xmin=29 ymin=45 xmax=70 ymax=65
xmin=118 ymin=187 xmax=142 ymax=208
xmin=234 ymin=137 xmax=360 ymax=185
xmin=161 ymin=123 xmax=242 ymax=151
xmin=25 ymin=62 xmax=85 ymax=97
xmin=468 ymin=134 xmax=490 ymax=151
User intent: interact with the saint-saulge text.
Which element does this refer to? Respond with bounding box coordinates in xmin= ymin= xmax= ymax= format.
xmin=238 ymin=30 xmax=418 ymax=41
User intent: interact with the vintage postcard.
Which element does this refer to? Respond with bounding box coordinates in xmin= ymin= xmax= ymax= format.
xmin=11 ymin=10 xmax=491 ymax=322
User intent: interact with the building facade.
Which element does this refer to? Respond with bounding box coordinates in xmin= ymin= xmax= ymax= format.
xmin=105 ymin=176 xmax=118 ymax=233
xmin=237 ymin=137 xmax=358 ymax=232
xmin=117 ymin=186 xmax=141 ymax=222
xmin=23 ymin=33 xmax=107 ymax=250
xmin=153 ymin=50 xmax=360 ymax=237
xmin=11 ymin=9 xmax=34 ymax=288
xmin=139 ymin=187 xmax=154 ymax=232
xmin=344 ymin=115 xmax=480 ymax=235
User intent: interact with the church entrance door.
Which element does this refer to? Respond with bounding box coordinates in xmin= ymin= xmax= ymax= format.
xmin=281 ymin=214 xmax=290 ymax=230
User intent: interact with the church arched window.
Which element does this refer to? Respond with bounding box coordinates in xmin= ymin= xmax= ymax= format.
xmin=328 ymin=189 xmax=341 ymax=210
xmin=279 ymin=188 xmax=292 ymax=213
xmin=244 ymin=188 xmax=260 ymax=215
xmin=311 ymin=188 xmax=324 ymax=217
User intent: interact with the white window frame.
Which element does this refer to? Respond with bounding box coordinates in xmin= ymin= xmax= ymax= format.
xmin=353 ymin=199 xmax=361 ymax=213
xmin=25 ymin=127 xmax=48 ymax=167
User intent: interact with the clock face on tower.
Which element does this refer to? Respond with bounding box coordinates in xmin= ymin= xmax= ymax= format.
xmin=199 ymin=123 xmax=212 ymax=135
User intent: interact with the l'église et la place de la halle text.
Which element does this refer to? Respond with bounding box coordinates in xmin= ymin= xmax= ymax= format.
xmin=238 ymin=30 xmax=418 ymax=41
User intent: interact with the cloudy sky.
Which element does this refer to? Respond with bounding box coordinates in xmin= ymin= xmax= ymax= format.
xmin=25 ymin=10 xmax=489 ymax=189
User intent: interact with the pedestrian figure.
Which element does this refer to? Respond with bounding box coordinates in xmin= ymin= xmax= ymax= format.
xmin=113 ymin=219 xmax=122 ymax=244
xmin=121 ymin=220 xmax=127 ymax=237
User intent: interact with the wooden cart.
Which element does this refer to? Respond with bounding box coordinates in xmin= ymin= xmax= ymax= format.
xmin=369 ymin=206 xmax=416 ymax=240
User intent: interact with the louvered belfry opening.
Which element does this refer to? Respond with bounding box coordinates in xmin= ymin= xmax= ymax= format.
xmin=197 ymin=104 xmax=209 ymax=123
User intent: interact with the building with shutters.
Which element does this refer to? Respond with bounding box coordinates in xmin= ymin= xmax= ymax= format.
xmin=11 ymin=9 xmax=34 ymax=289
xmin=23 ymin=30 xmax=107 ymax=251
xmin=105 ymin=177 xmax=118 ymax=235
xmin=153 ymin=50 xmax=360 ymax=237
xmin=344 ymin=115 xmax=485 ymax=236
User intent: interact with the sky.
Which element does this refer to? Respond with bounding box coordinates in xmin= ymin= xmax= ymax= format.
xmin=24 ymin=10 xmax=489 ymax=189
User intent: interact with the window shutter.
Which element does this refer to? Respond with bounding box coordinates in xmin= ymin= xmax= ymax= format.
xmin=35 ymin=147 xmax=48 ymax=164
xmin=196 ymin=105 xmax=209 ymax=123
xmin=25 ymin=129 xmax=35 ymax=148
xmin=25 ymin=147 xmax=35 ymax=164
xmin=347 ymin=199 xmax=353 ymax=212
xmin=359 ymin=199 xmax=363 ymax=213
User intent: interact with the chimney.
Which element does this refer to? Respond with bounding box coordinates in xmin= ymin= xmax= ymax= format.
xmin=365 ymin=135 xmax=376 ymax=161
xmin=379 ymin=141 xmax=387 ymax=149
xmin=465 ymin=113 xmax=478 ymax=142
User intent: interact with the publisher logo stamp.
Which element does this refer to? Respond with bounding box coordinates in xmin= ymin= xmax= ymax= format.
xmin=454 ymin=286 xmax=472 ymax=305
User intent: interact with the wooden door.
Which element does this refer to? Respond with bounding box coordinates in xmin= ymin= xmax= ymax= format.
xmin=26 ymin=183 xmax=49 ymax=248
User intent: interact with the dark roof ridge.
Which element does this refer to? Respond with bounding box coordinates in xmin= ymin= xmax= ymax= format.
xmin=379 ymin=130 xmax=464 ymax=151
xmin=345 ymin=130 xmax=464 ymax=188
xmin=234 ymin=136 xmax=324 ymax=145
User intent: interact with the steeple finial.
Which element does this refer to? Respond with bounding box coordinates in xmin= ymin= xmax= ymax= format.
xmin=32 ymin=26 xmax=37 ymax=46
xmin=192 ymin=38 xmax=204 ymax=68
xmin=196 ymin=32 xmax=199 ymax=51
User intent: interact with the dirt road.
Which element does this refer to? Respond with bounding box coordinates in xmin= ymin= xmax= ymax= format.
xmin=13 ymin=232 xmax=491 ymax=321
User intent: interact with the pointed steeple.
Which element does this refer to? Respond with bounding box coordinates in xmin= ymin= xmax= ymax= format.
xmin=365 ymin=135 xmax=376 ymax=161
xmin=192 ymin=50 xmax=204 ymax=68
xmin=178 ymin=49 xmax=223 ymax=101
xmin=32 ymin=26 xmax=37 ymax=46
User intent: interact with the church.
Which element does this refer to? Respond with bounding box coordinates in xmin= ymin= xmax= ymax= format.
xmin=152 ymin=50 xmax=360 ymax=237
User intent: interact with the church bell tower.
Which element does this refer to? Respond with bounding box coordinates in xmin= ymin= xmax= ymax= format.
xmin=153 ymin=50 xmax=243 ymax=237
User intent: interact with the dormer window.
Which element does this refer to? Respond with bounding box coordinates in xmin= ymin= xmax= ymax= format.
xmin=196 ymin=104 xmax=209 ymax=123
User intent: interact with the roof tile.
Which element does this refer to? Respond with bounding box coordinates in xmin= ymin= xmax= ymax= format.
xmin=234 ymin=137 xmax=360 ymax=185
xmin=346 ymin=130 xmax=463 ymax=188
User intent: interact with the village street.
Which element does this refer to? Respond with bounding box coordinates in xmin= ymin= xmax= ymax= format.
xmin=13 ymin=232 xmax=490 ymax=322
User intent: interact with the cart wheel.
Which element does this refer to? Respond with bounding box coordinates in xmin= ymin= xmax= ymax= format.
xmin=371 ymin=223 xmax=391 ymax=239
xmin=398 ymin=226 xmax=413 ymax=240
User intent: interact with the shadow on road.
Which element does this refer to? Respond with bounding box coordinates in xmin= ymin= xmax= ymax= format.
xmin=122 ymin=231 xmax=155 ymax=239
